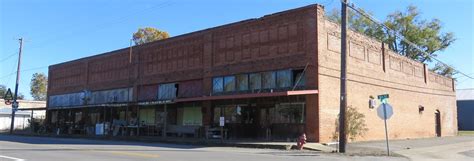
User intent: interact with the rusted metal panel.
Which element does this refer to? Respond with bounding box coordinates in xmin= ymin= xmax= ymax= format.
xmin=158 ymin=83 xmax=177 ymax=100
xmin=90 ymin=88 xmax=132 ymax=104
xmin=138 ymin=84 xmax=159 ymax=101
xmin=178 ymin=80 xmax=203 ymax=98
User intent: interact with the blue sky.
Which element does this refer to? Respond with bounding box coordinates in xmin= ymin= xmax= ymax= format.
xmin=1 ymin=0 xmax=473 ymax=100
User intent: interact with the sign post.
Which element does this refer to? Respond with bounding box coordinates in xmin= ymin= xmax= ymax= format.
xmin=219 ymin=116 xmax=225 ymax=143
xmin=377 ymin=94 xmax=392 ymax=156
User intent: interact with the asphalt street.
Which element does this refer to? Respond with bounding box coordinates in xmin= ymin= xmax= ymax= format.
xmin=0 ymin=135 xmax=402 ymax=161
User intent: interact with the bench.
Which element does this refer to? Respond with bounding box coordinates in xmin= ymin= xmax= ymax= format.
xmin=166 ymin=125 xmax=200 ymax=137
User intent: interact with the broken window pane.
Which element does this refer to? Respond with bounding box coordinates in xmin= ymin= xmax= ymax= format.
xmin=224 ymin=76 xmax=236 ymax=92
xmin=277 ymin=69 xmax=292 ymax=88
xmin=213 ymin=77 xmax=224 ymax=93
xmin=249 ymin=73 xmax=261 ymax=91
xmin=262 ymin=71 xmax=276 ymax=89
xmin=236 ymin=74 xmax=249 ymax=91
xmin=293 ymin=69 xmax=305 ymax=87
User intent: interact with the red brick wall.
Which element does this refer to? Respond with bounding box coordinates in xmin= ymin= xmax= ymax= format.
xmin=316 ymin=7 xmax=457 ymax=143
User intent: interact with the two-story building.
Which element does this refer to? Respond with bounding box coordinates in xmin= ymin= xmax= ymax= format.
xmin=46 ymin=4 xmax=457 ymax=142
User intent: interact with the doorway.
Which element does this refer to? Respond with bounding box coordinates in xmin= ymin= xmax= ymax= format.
xmin=435 ymin=110 xmax=441 ymax=137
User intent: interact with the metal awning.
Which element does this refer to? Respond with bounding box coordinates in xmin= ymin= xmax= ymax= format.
xmin=175 ymin=90 xmax=318 ymax=102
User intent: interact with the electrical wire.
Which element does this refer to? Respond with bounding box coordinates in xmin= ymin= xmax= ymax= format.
xmin=341 ymin=0 xmax=474 ymax=80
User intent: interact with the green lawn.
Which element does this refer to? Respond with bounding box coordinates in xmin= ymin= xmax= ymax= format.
xmin=458 ymin=131 xmax=474 ymax=136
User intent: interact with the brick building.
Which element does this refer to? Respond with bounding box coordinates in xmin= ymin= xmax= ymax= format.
xmin=46 ymin=4 xmax=457 ymax=142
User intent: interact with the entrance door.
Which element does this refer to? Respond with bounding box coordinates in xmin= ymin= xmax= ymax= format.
xmin=435 ymin=110 xmax=441 ymax=137
xmin=240 ymin=106 xmax=258 ymax=138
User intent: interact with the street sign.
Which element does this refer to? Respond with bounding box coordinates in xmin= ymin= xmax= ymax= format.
xmin=12 ymin=101 xmax=19 ymax=109
xmin=4 ymin=88 xmax=13 ymax=101
xmin=377 ymin=103 xmax=393 ymax=120
xmin=219 ymin=117 xmax=225 ymax=127
xmin=378 ymin=94 xmax=389 ymax=104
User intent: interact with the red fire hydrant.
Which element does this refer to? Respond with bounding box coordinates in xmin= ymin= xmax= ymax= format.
xmin=296 ymin=133 xmax=307 ymax=150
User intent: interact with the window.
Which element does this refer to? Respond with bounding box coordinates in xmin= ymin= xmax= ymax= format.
xmin=249 ymin=73 xmax=262 ymax=91
xmin=224 ymin=76 xmax=236 ymax=92
xmin=236 ymin=74 xmax=249 ymax=91
xmin=158 ymin=83 xmax=177 ymax=100
xmin=182 ymin=107 xmax=202 ymax=126
xmin=277 ymin=69 xmax=292 ymax=88
xmin=262 ymin=71 xmax=276 ymax=89
xmin=270 ymin=103 xmax=305 ymax=124
xmin=212 ymin=77 xmax=224 ymax=93
xmin=293 ymin=69 xmax=305 ymax=87
xmin=139 ymin=108 xmax=156 ymax=125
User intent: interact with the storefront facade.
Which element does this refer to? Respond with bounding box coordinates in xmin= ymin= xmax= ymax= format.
xmin=46 ymin=4 xmax=457 ymax=143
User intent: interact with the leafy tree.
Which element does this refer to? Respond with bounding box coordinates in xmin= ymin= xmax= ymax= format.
xmin=327 ymin=5 xmax=456 ymax=76
xmin=0 ymin=85 xmax=6 ymax=98
xmin=132 ymin=27 xmax=170 ymax=45
xmin=30 ymin=73 xmax=48 ymax=101
xmin=0 ymin=84 xmax=24 ymax=100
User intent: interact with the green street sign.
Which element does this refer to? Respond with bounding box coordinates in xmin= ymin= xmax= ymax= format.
xmin=378 ymin=94 xmax=389 ymax=104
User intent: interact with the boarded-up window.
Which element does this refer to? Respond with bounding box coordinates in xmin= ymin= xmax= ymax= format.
xmin=249 ymin=73 xmax=262 ymax=91
xmin=182 ymin=107 xmax=202 ymax=126
xmin=277 ymin=70 xmax=292 ymax=88
xmin=138 ymin=85 xmax=158 ymax=101
xmin=139 ymin=108 xmax=155 ymax=125
xmin=178 ymin=80 xmax=203 ymax=98
xmin=158 ymin=83 xmax=177 ymax=100
xmin=213 ymin=77 xmax=224 ymax=93
xmin=262 ymin=71 xmax=276 ymax=89
xmin=236 ymin=74 xmax=249 ymax=91
xmin=224 ymin=76 xmax=236 ymax=92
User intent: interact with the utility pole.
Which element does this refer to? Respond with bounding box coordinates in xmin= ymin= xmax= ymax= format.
xmin=10 ymin=38 xmax=23 ymax=134
xmin=338 ymin=0 xmax=348 ymax=153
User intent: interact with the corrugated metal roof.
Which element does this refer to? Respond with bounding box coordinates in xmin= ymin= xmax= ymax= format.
xmin=457 ymin=89 xmax=474 ymax=100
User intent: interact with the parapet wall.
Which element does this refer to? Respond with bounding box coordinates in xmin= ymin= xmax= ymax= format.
xmin=317 ymin=8 xmax=457 ymax=143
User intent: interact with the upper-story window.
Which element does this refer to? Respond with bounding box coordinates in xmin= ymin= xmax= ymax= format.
xmin=158 ymin=83 xmax=177 ymax=100
xmin=262 ymin=71 xmax=276 ymax=89
xmin=212 ymin=77 xmax=224 ymax=93
xmin=223 ymin=76 xmax=236 ymax=92
xmin=293 ymin=69 xmax=305 ymax=87
xmin=236 ymin=74 xmax=249 ymax=91
xmin=277 ymin=69 xmax=292 ymax=88
xmin=249 ymin=73 xmax=262 ymax=91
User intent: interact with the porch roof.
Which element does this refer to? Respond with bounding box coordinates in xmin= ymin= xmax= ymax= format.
xmin=175 ymin=90 xmax=318 ymax=102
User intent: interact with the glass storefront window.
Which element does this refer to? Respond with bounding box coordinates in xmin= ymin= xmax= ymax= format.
xmin=224 ymin=76 xmax=236 ymax=92
xmin=277 ymin=69 xmax=292 ymax=88
xmin=270 ymin=103 xmax=305 ymax=124
xmin=262 ymin=71 xmax=276 ymax=89
xmin=236 ymin=74 xmax=249 ymax=91
xmin=249 ymin=73 xmax=261 ymax=91
xmin=213 ymin=77 xmax=224 ymax=93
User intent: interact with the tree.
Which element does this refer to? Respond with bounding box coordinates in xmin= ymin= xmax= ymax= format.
xmin=327 ymin=5 xmax=456 ymax=76
xmin=30 ymin=73 xmax=48 ymax=101
xmin=0 ymin=84 xmax=24 ymax=100
xmin=132 ymin=27 xmax=170 ymax=45
xmin=0 ymin=85 xmax=6 ymax=98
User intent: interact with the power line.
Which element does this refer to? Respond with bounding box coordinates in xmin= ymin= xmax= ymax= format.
xmin=341 ymin=0 xmax=474 ymax=80
xmin=0 ymin=53 xmax=17 ymax=63
xmin=20 ymin=1 xmax=174 ymax=53
xmin=0 ymin=65 xmax=48 ymax=81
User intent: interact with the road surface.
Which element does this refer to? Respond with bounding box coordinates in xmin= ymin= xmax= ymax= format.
xmin=0 ymin=135 xmax=401 ymax=161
